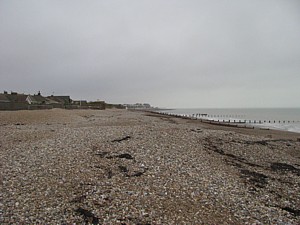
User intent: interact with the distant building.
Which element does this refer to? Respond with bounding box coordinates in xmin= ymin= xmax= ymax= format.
xmin=87 ymin=100 xmax=106 ymax=110
xmin=26 ymin=95 xmax=47 ymax=105
xmin=0 ymin=93 xmax=10 ymax=103
xmin=72 ymin=100 xmax=88 ymax=106
xmin=0 ymin=90 xmax=108 ymax=111
xmin=124 ymin=103 xmax=152 ymax=109
xmin=26 ymin=95 xmax=61 ymax=105
xmin=26 ymin=92 xmax=62 ymax=109
xmin=6 ymin=92 xmax=28 ymax=103
xmin=48 ymin=95 xmax=72 ymax=105
xmin=0 ymin=91 xmax=29 ymax=110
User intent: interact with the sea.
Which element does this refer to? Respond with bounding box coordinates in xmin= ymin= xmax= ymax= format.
xmin=160 ymin=108 xmax=300 ymax=133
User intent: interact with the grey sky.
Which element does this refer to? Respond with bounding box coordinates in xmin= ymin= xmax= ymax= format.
xmin=1 ymin=0 xmax=299 ymax=108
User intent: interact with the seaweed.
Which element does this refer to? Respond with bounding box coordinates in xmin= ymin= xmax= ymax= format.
xmin=240 ymin=169 xmax=268 ymax=188
xmin=112 ymin=136 xmax=131 ymax=143
xmin=282 ymin=207 xmax=300 ymax=217
xmin=270 ymin=163 xmax=300 ymax=175
xmin=75 ymin=207 xmax=100 ymax=225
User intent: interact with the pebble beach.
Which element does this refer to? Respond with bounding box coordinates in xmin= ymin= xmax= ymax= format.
xmin=1 ymin=109 xmax=300 ymax=224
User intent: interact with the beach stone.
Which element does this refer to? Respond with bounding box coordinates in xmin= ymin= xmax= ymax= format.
xmin=0 ymin=109 xmax=299 ymax=224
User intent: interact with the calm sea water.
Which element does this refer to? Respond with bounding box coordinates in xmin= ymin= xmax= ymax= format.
xmin=161 ymin=108 xmax=300 ymax=133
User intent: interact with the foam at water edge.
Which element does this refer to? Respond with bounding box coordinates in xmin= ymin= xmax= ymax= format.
xmin=253 ymin=123 xmax=300 ymax=133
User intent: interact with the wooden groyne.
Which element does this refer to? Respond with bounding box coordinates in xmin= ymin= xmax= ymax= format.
xmin=148 ymin=110 xmax=300 ymax=130
xmin=190 ymin=114 xmax=300 ymax=124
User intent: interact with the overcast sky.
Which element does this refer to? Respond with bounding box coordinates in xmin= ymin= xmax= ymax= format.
xmin=0 ymin=0 xmax=299 ymax=108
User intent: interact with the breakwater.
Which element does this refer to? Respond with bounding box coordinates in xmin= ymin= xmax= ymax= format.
xmin=151 ymin=109 xmax=300 ymax=133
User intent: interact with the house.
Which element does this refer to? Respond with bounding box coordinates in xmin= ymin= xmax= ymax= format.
xmin=46 ymin=98 xmax=63 ymax=107
xmin=0 ymin=91 xmax=29 ymax=110
xmin=87 ymin=100 xmax=106 ymax=110
xmin=48 ymin=95 xmax=72 ymax=105
xmin=26 ymin=92 xmax=61 ymax=106
xmin=72 ymin=100 xmax=88 ymax=106
xmin=6 ymin=92 xmax=28 ymax=103
xmin=26 ymin=94 xmax=48 ymax=105
xmin=0 ymin=93 xmax=10 ymax=103
xmin=124 ymin=103 xmax=152 ymax=109
xmin=0 ymin=90 xmax=109 ymax=111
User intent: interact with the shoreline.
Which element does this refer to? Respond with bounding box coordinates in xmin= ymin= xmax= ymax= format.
xmin=153 ymin=108 xmax=300 ymax=134
xmin=145 ymin=110 xmax=300 ymax=141
xmin=1 ymin=109 xmax=300 ymax=224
